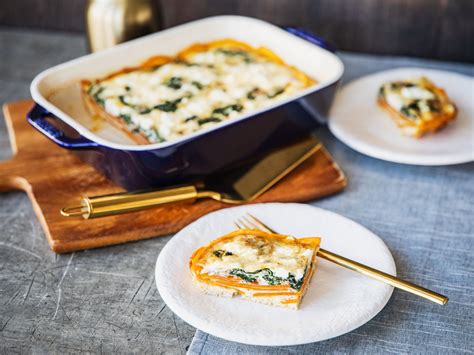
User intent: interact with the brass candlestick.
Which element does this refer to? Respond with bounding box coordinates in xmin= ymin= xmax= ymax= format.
xmin=85 ymin=0 xmax=162 ymax=52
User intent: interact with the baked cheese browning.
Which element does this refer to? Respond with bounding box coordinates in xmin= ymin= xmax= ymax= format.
xmin=82 ymin=39 xmax=316 ymax=144
xmin=377 ymin=76 xmax=457 ymax=138
xmin=189 ymin=229 xmax=321 ymax=309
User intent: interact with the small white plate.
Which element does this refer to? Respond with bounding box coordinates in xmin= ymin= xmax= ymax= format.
xmin=329 ymin=68 xmax=474 ymax=165
xmin=155 ymin=203 xmax=395 ymax=346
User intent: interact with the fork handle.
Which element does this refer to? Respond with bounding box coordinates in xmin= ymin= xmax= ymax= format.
xmin=317 ymin=248 xmax=448 ymax=305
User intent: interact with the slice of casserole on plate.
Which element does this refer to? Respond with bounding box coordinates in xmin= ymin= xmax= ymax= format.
xmin=378 ymin=76 xmax=457 ymax=138
xmin=189 ymin=229 xmax=320 ymax=309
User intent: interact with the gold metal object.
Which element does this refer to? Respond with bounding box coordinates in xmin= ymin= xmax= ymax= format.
xmin=61 ymin=186 xmax=198 ymax=219
xmin=85 ymin=0 xmax=161 ymax=52
xmin=61 ymin=136 xmax=321 ymax=219
xmin=236 ymin=214 xmax=448 ymax=306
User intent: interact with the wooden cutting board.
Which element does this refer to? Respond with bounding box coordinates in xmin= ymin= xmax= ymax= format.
xmin=0 ymin=100 xmax=346 ymax=253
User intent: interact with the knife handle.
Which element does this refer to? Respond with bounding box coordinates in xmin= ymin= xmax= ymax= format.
xmin=61 ymin=185 xmax=199 ymax=219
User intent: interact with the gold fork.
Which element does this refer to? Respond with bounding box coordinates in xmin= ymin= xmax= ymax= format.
xmin=235 ymin=213 xmax=448 ymax=305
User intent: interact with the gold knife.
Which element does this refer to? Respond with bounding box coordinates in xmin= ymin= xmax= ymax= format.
xmin=61 ymin=136 xmax=321 ymax=219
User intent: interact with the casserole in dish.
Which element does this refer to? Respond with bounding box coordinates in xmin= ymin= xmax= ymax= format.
xmin=81 ymin=39 xmax=316 ymax=144
xmin=29 ymin=16 xmax=344 ymax=189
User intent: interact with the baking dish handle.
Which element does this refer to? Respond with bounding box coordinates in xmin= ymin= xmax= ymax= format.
xmin=27 ymin=104 xmax=98 ymax=149
xmin=283 ymin=27 xmax=336 ymax=53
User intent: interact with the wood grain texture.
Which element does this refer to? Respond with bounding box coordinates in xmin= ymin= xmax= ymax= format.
xmin=0 ymin=100 xmax=346 ymax=254
xmin=0 ymin=0 xmax=472 ymax=62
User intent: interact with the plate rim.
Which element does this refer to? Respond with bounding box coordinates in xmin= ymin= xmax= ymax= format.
xmin=328 ymin=67 xmax=474 ymax=166
xmin=155 ymin=202 xmax=395 ymax=346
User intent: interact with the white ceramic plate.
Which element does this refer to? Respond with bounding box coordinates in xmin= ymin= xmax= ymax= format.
xmin=329 ymin=68 xmax=474 ymax=165
xmin=155 ymin=203 xmax=395 ymax=346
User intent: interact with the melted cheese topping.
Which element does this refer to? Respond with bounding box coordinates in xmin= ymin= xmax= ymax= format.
xmin=87 ymin=42 xmax=314 ymax=143
xmin=379 ymin=77 xmax=455 ymax=123
xmin=198 ymin=234 xmax=313 ymax=284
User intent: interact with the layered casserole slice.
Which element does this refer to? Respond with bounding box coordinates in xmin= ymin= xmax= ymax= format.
xmin=189 ymin=229 xmax=320 ymax=309
xmin=378 ymin=77 xmax=457 ymax=138
xmin=81 ymin=39 xmax=315 ymax=144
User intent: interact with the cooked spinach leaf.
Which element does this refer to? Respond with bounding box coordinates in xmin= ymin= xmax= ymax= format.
xmin=390 ymin=82 xmax=415 ymax=90
xmin=216 ymin=48 xmax=253 ymax=63
xmin=90 ymin=86 xmax=105 ymax=106
xmin=213 ymin=250 xmax=233 ymax=258
xmin=165 ymin=77 xmax=183 ymax=89
xmin=197 ymin=117 xmax=221 ymax=125
xmin=216 ymin=48 xmax=247 ymax=56
xmin=118 ymin=95 xmax=129 ymax=106
xmin=400 ymin=104 xmax=420 ymax=120
xmin=95 ymin=96 xmax=105 ymax=107
xmin=120 ymin=95 xmax=149 ymax=114
xmin=87 ymin=85 xmax=95 ymax=95
xmin=287 ymin=273 xmax=304 ymax=291
xmin=139 ymin=107 xmax=153 ymax=114
xmin=154 ymin=98 xmax=182 ymax=112
xmin=119 ymin=95 xmax=182 ymax=114
xmin=184 ymin=115 xmax=197 ymax=122
xmin=407 ymin=100 xmax=421 ymax=111
xmin=88 ymin=85 xmax=103 ymax=96
xmin=268 ymin=88 xmax=285 ymax=99
xmin=154 ymin=101 xmax=178 ymax=112
xmin=119 ymin=113 xmax=132 ymax=125
xmin=229 ymin=269 xmax=257 ymax=283
xmin=258 ymin=269 xmax=284 ymax=285
xmin=400 ymin=107 xmax=413 ymax=118
xmin=191 ymin=81 xmax=203 ymax=90
xmin=212 ymin=104 xmax=243 ymax=117
xmin=229 ymin=267 xmax=305 ymax=290
xmin=143 ymin=127 xmax=165 ymax=143
xmin=247 ymin=88 xmax=259 ymax=100
xmin=378 ymin=86 xmax=385 ymax=97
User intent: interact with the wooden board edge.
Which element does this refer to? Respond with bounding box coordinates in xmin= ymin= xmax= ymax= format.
xmin=2 ymin=102 xmax=21 ymax=156
xmin=321 ymin=146 xmax=347 ymax=189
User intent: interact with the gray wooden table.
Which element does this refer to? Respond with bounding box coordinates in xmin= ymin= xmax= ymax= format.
xmin=0 ymin=29 xmax=473 ymax=354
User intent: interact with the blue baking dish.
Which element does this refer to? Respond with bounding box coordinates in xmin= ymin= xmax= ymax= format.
xmin=28 ymin=16 xmax=343 ymax=190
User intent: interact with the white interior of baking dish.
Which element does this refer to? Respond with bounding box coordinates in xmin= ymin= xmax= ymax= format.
xmin=31 ymin=15 xmax=344 ymax=150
